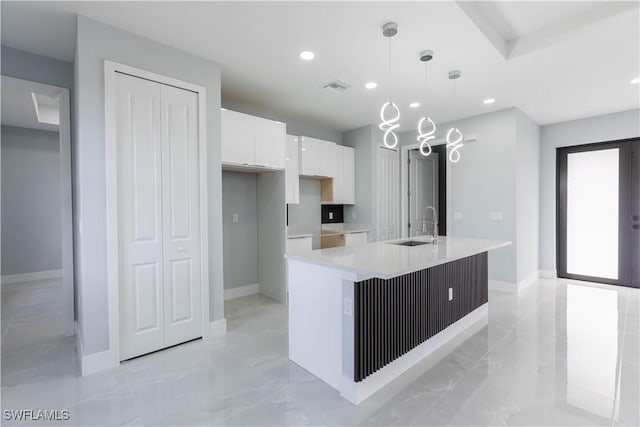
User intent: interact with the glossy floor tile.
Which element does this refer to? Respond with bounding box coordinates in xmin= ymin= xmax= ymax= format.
xmin=1 ymin=278 xmax=639 ymax=426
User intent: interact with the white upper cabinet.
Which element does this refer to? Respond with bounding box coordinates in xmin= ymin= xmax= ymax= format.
xmin=299 ymin=136 xmax=337 ymax=178
xmin=299 ymin=136 xmax=321 ymax=176
xmin=285 ymin=135 xmax=300 ymax=204
xmin=221 ymin=109 xmax=254 ymax=165
xmin=255 ymin=116 xmax=285 ymax=169
xmin=332 ymin=145 xmax=355 ymax=205
xmin=319 ymin=140 xmax=337 ymax=178
xmin=221 ymin=109 xmax=285 ymax=169
xmin=342 ymin=146 xmax=355 ymax=205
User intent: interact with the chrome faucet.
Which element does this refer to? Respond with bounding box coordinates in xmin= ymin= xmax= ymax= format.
xmin=422 ymin=205 xmax=439 ymax=243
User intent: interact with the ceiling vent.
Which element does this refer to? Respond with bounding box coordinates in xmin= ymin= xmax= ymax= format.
xmin=323 ymin=79 xmax=351 ymax=93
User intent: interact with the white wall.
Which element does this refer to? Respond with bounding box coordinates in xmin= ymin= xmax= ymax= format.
xmin=287 ymin=178 xmax=322 ymax=240
xmin=539 ymin=109 xmax=640 ymax=274
xmin=74 ymin=16 xmax=223 ymax=356
xmin=1 ymin=126 xmax=61 ymax=276
xmin=515 ymin=110 xmax=540 ymax=283
xmin=222 ymin=171 xmax=258 ymax=290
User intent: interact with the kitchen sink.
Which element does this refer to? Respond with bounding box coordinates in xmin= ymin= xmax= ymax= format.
xmin=388 ymin=240 xmax=432 ymax=247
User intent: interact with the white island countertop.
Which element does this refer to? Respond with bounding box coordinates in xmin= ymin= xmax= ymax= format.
xmin=286 ymin=236 xmax=510 ymax=279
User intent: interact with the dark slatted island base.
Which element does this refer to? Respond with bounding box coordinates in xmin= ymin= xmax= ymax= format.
xmin=354 ymin=252 xmax=488 ymax=382
xmin=286 ymin=236 xmax=509 ymax=404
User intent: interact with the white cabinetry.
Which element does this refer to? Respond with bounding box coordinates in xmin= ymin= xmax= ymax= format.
xmin=286 ymin=236 xmax=313 ymax=253
xmin=221 ymin=109 xmax=254 ymax=165
xmin=255 ymin=116 xmax=285 ymax=168
xmin=221 ymin=109 xmax=285 ymax=169
xmin=345 ymin=232 xmax=368 ymax=246
xmin=332 ymin=146 xmax=355 ymax=205
xmin=286 ymin=135 xmax=300 ymax=204
xmin=299 ymin=136 xmax=336 ymax=178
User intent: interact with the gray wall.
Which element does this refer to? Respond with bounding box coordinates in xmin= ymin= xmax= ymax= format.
xmin=1 ymin=45 xmax=73 ymax=90
xmin=539 ymin=109 xmax=640 ymax=273
xmin=74 ymin=16 xmax=223 ymax=355
xmin=222 ymin=171 xmax=258 ymax=290
xmin=515 ymin=110 xmax=540 ymax=282
xmin=221 ymin=99 xmax=343 ymax=144
xmin=398 ymin=109 xmax=522 ymax=283
xmin=1 ymin=126 xmax=61 ymax=276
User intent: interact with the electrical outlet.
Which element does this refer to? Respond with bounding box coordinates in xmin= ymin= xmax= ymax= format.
xmin=448 ymin=287 xmax=453 ymax=301
xmin=489 ymin=211 xmax=504 ymax=221
xmin=329 ymin=212 xmax=334 ymax=220
xmin=352 ymin=212 xmax=357 ymax=219
xmin=454 ymin=212 xmax=462 ymax=220
xmin=232 ymin=213 xmax=239 ymax=223
xmin=343 ymin=297 xmax=353 ymax=316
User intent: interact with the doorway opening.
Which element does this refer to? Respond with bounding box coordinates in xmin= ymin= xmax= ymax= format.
xmin=557 ymin=138 xmax=639 ymax=288
xmin=401 ymin=143 xmax=448 ymax=239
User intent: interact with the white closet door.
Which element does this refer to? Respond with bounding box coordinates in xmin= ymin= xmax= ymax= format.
xmin=116 ymin=73 xmax=165 ymax=360
xmin=160 ymin=85 xmax=202 ymax=347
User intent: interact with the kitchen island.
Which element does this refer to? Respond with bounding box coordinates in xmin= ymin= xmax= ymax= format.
xmin=286 ymin=235 xmax=510 ymax=404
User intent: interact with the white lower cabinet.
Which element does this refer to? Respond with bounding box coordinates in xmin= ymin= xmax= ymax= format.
xmin=345 ymin=232 xmax=368 ymax=246
xmin=286 ymin=236 xmax=313 ymax=253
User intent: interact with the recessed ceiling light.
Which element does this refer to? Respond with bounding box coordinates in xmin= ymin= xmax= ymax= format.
xmin=409 ymin=102 xmax=420 ymax=108
xmin=299 ymin=51 xmax=314 ymax=60
xmin=365 ymin=82 xmax=378 ymax=89
xmin=631 ymin=77 xmax=640 ymax=84
xmin=483 ymin=98 xmax=496 ymax=104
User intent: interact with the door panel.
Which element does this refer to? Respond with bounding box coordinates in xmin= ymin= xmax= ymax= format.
xmin=632 ymin=142 xmax=640 ymax=287
xmin=377 ymin=147 xmax=399 ymax=241
xmin=408 ymin=150 xmax=438 ymax=237
xmin=116 ymin=72 xmax=165 ymax=360
xmin=160 ymin=85 xmax=202 ymax=346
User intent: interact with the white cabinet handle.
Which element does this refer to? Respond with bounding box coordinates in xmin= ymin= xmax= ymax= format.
xmin=177 ymin=247 xmax=187 ymax=253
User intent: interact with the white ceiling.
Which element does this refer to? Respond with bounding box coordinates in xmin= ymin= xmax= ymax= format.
xmin=1 ymin=86 xmax=59 ymax=132
xmin=2 ymin=1 xmax=638 ymax=132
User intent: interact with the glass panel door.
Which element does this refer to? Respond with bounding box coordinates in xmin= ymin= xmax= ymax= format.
xmin=565 ymin=148 xmax=619 ymax=280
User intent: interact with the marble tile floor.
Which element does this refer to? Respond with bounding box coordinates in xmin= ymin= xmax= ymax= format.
xmin=1 ymin=277 xmax=638 ymax=426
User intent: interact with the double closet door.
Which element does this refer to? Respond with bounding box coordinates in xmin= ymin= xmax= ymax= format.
xmin=115 ymin=72 xmax=203 ymax=360
xmin=557 ymin=138 xmax=640 ymax=288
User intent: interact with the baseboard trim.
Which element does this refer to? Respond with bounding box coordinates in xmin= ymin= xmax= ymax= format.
xmin=517 ymin=271 xmax=540 ymax=291
xmin=488 ymin=280 xmax=518 ymax=292
xmin=224 ymin=283 xmax=259 ymax=300
xmin=209 ymin=318 xmax=227 ymax=337
xmin=75 ymin=322 xmax=118 ymax=376
xmin=539 ymin=269 xmax=557 ymax=279
xmin=2 ymin=269 xmax=63 ymax=285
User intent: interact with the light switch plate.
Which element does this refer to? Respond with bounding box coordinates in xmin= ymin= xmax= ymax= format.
xmin=232 ymin=213 xmax=239 ymax=223
xmin=489 ymin=211 xmax=504 ymax=221
xmin=343 ymin=297 xmax=353 ymax=316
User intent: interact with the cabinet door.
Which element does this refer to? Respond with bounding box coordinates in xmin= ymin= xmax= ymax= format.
xmin=345 ymin=232 xmax=367 ymax=246
xmin=160 ymin=85 xmax=203 ymax=348
xmin=255 ymin=116 xmax=285 ymax=169
xmin=221 ymin=109 xmax=254 ymax=165
xmin=319 ymin=140 xmax=337 ymax=178
xmin=333 ymin=146 xmax=345 ymax=203
xmin=299 ymin=136 xmax=321 ymax=176
xmin=343 ymin=146 xmax=355 ymax=205
xmin=286 ymin=135 xmax=300 ymax=204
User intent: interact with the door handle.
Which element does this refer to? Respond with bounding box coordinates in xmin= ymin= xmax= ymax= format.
xmin=177 ymin=247 xmax=188 ymax=253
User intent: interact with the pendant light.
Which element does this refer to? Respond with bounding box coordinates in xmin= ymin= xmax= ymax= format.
xmin=446 ymin=70 xmax=464 ymax=163
xmin=417 ymin=49 xmax=436 ymax=157
xmin=379 ymin=22 xmax=400 ymax=149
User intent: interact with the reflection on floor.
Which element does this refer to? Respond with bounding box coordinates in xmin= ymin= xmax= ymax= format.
xmin=1 ymin=277 xmax=639 ymax=426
